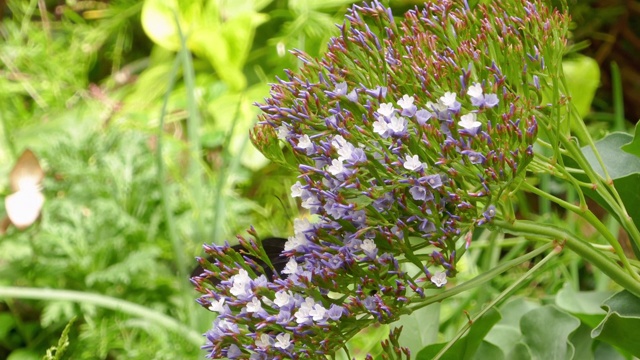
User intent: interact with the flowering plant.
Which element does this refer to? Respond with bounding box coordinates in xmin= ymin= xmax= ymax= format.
xmin=192 ymin=0 xmax=640 ymax=359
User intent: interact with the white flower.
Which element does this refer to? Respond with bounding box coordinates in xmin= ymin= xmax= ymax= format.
xmin=255 ymin=334 xmax=273 ymax=349
xmin=284 ymin=234 xmax=308 ymax=251
xmin=335 ymin=82 xmax=348 ymax=96
xmin=467 ymin=83 xmax=483 ymax=99
xmin=373 ymin=116 xmax=389 ymax=137
xmin=294 ymin=298 xmax=316 ymax=324
xmin=293 ymin=218 xmax=312 ymax=236
xmin=459 ymin=113 xmax=482 ymax=129
xmin=282 ymin=258 xmax=300 ymax=275
xmin=297 ymin=135 xmax=313 ymax=150
xmin=229 ymin=269 xmax=251 ymax=297
xmin=361 ymin=238 xmax=377 ymax=258
xmin=309 ymin=303 xmax=327 ymax=322
xmin=208 ymin=298 xmax=226 ymax=313
xmin=327 ymin=159 xmax=345 ymax=175
xmin=361 ymin=239 xmax=377 ymax=253
xmin=276 ymin=125 xmax=290 ymax=140
xmin=377 ymin=102 xmax=395 ymax=117
xmin=331 ymin=135 xmax=347 ymax=149
xmin=290 ymin=181 xmax=303 ymax=197
xmin=439 ymin=92 xmax=457 ymax=107
xmin=274 ymin=333 xmax=291 ymax=349
xmin=427 ymin=100 xmax=448 ymax=112
xmin=274 ymin=290 xmax=292 ymax=308
xmin=388 ymin=116 xmax=408 ymax=134
xmin=431 ymin=271 xmax=448 ymax=288
xmin=301 ymin=194 xmax=319 ymax=210
xmin=403 ymin=154 xmax=424 ymax=171
xmin=337 ymin=142 xmax=355 ymax=162
xmin=397 ymin=94 xmax=414 ymax=109
xmin=246 ymin=297 xmax=262 ymax=313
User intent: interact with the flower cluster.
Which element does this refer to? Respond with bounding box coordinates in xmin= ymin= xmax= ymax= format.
xmin=195 ymin=0 xmax=568 ymax=358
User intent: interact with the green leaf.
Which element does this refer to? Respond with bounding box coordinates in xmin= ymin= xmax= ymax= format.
xmin=621 ymin=122 xmax=640 ymax=158
xmin=394 ymin=303 xmax=440 ymax=355
xmin=472 ymin=341 xmax=504 ymax=360
xmin=6 ymin=349 xmax=40 ymax=360
xmin=496 ymin=298 xmax=540 ymax=328
xmin=141 ymin=0 xmax=182 ymax=51
xmin=568 ymin=324 xmax=595 ymax=360
xmin=582 ymin=133 xmax=640 ymax=179
xmin=416 ymin=308 xmax=501 ymax=360
xmin=579 ymin=132 xmax=640 ymax=256
xmin=562 ymin=56 xmax=600 ymax=118
xmin=484 ymin=325 xmax=522 ymax=357
xmin=592 ymin=290 xmax=640 ymax=357
xmin=0 ymin=313 xmax=15 ymax=340
xmin=518 ymin=305 xmax=580 ymax=360
xmin=506 ymin=343 xmax=532 ymax=360
xmin=556 ymin=284 xmax=611 ymax=328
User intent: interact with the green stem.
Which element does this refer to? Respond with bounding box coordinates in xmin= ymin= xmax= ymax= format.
xmin=495 ymin=219 xmax=640 ymax=297
xmin=175 ymin=11 xmax=206 ymax=243
xmin=559 ymin=133 xmax=640 ymax=251
xmin=520 ymin=181 xmax=634 ymax=276
xmin=0 ymin=286 xmax=203 ymax=346
xmin=407 ymin=241 xmax=556 ymax=312
xmin=433 ymin=246 xmax=560 ymax=360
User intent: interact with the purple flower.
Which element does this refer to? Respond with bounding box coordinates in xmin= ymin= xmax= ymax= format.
xmin=409 ymin=186 xmax=428 ymax=201
xmin=327 ymin=304 xmax=345 ymax=320
xmin=461 ymin=150 xmax=486 ymax=164
xmin=335 ymin=82 xmax=348 ymax=96
xmin=226 ymin=344 xmax=242 ymax=358
xmin=415 ymin=109 xmax=435 ymax=125
xmin=424 ymin=174 xmax=443 ymax=189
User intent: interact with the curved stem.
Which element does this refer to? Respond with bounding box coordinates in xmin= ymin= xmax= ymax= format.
xmin=520 ymin=181 xmax=635 ymax=276
xmin=0 ymin=286 xmax=203 ymax=346
xmin=558 ymin=128 xmax=640 ymax=250
xmin=407 ymin=241 xmax=556 ymax=312
xmin=495 ymin=219 xmax=640 ymax=297
xmin=433 ymin=246 xmax=560 ymax=360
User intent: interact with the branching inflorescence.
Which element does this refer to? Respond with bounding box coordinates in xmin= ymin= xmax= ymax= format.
xmin=193 ymin=1 xmax=568 ymax=358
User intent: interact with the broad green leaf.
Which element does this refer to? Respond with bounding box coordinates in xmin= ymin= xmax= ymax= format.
xmin=6 ymin=349 xmax=40 ymax=360
xmin=416 ymin=308 xmax=501 ymax=360
xmin=562 ymin=56 xmax=600 ymax=118
xmin=205 ymin=84 xmax=270 ymax=170
xmin=621 ymin=122 xmax=640 ymax=158
xmin=289 ymin=0 xmax=358 ymax=11
xmin=344 ymin=323 xmax=388 ymax=359
xmin=582 ymin=133 xmax=640 ymax=179
xmin=506 ymin=343 xmax=532 ymax=360
xmin=472 ymin=341 xmax=504 ymax=360
xmin=497 ymin=298 xmax=540 ymax=328
xmin=221 ymin=12 xmax=269 ymax=70
xmin=484 ymin=325 xmax=522 ymax=357
xmin=579 ymin=132 xmax=640 ymax=256
xmin=394 ymin=303 xmax=440 ymax=355
xmin=556 ymin=284 xmax=611 ymax=328
xmin=594 ymin=342 xmax=630 ymax=360
xmin=141 ymin=0 xmax=182 ymax=51
xmin=592 ymin=290 xmax=640 ymax=357
xmin=518 ymin=306 xmax=580 ymax=360
xmin=569 ymin=324 xmax=595 ymax=360
xmin=0 ymin=313 xmax=15 ymax=340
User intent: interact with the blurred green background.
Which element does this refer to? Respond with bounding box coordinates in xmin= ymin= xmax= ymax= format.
xmin=0 ymin=0 xmax=637 ymax=359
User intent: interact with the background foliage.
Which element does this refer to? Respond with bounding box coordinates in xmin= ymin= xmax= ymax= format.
xmin=0 ymin=0 xmax=638 ymax=359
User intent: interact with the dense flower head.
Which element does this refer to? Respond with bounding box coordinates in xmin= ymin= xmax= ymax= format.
xmin=196 ymin=0 xmax=568 ymax=358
